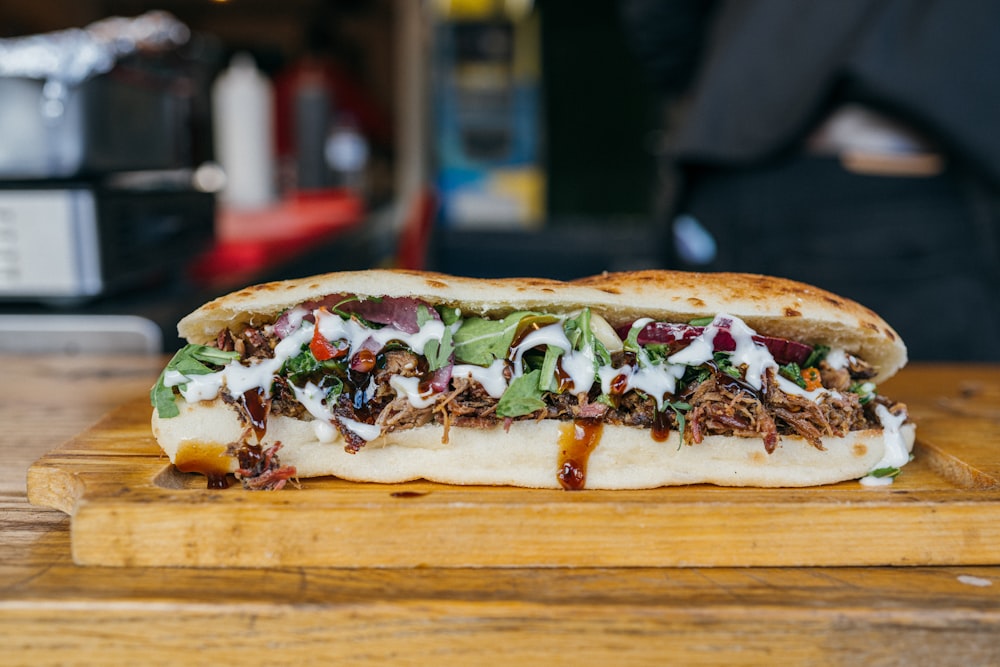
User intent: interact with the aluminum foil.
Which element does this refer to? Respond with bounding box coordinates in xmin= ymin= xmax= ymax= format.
xmin=0 ymin=10 xmax=190 ymax=118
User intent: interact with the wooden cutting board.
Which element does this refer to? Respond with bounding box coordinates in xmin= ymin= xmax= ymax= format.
xmin=26 ymin=368 xmax=1000 ymax=568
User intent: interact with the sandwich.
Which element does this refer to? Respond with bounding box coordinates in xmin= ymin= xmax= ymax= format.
xmin=150 ymin=269 xmax=914 ymax=490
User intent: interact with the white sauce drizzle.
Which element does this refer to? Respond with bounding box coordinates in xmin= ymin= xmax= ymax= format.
xmin=390 ymin=375 xmax=438 ymax=409
xmin=859 ymin=404 xmax=911 ymax=486
xmin=452 ymin=360 xmax=508 ymax=398
xmin=337 ymin=416 xmax=382 ymax=442
xmin=775 ymin=374 xmax=827 ymax=400
xmin=665 ymin=324 xmax=715 ymax=367
xmin=510 ymin=324 xmax=569 ymax=375
xmin=825 ymin=347 xmax=850 ymax=370
xmin=313 ymin=420 xmax=338 ymax=444
xmin=172 ymin=306 xmax=911 ymax=469
xmin=290 ymin=381 xmax=335 ymax=422
xmin=561 ymin=345 xmax=597 ymax=394
xmin=665 ymin=313 xmax=777 ymax=391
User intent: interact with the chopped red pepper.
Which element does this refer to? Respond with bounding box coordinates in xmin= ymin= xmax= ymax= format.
xmin=310 ymin=324 xmax=348 ymax=361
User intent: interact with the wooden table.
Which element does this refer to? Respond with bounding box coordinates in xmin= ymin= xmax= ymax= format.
xmin=2 ymin=354 xmax=999 ymax=665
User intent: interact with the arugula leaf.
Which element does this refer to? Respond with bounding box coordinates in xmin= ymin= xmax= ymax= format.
xmin=564 ymin=308 xmax=612 ymax=368
xmin=664 ymin=400 xmax=693 ymax=448
xmin=150 ymin=344 xmax=240 ymax=418
xmin=869 ymin=466 xmax=901 ymax=479
xmin=453 ymin=311 xmax=535 ymax=366
xmin=496 ymin=370 xmax=547 ymax=417
xmin=416 ymin=304 xmax=433 ymax=328
xmin=284 ymin=346 xmax=344 ymax=384
xmin=539 ymin=344 xmax=562 ymax=392
xmin=623 ymin=320 xmax=646 ymax=354
xmin=682 ymin=364 xmax=712 ymax=388
xmin=436 ymin=305 xmax=463 ymax=326
xmin=150 ymin=378 xmax=179 ymax=419
xmin=423 ymin=323 xmax=455 ymax=372
xmin=623 ymin=319 xmax=661 ymax=370
xmin=688 ymin=316 xmax=714 ymax=326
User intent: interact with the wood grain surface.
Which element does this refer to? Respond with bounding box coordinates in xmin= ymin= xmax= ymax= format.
xmin=24 ymin=395 xmax=1000 ymax=568
xmin=3 ymin=355 xmax=1000 ymax=665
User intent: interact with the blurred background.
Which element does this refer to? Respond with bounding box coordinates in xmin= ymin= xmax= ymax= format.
xmin=0 ymin=0 xmax=666 ymax=354
xmin=1 ymin=0 xmax=998 ymax=360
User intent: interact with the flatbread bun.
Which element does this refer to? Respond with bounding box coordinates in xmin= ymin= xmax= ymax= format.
xmin=178 ymin=269 xmax=905 ymax=382
xmin=153 ymin=401 xmax=915 ymax=489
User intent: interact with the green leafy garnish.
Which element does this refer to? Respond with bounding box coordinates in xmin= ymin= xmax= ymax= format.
xmin=496 ymin=370 xmax=547 ymax=417
xmin=423 ymin=323 xmax=455 ymax=372
xmin=563 ymin=308 xmax=612 ymax=368
xmin=416 ymin=304 xmax=458 ymax=371
xmin=644 ymin=343 xmax=672 ymax=365
xmin=714 ymin=352 xmax=742 ymax=379
xmin=538 ymin=345 xmax=562 ymax=392
xmin=682 ymin=364 xmax=712 ymax=388
xmin=453 ymin=311 xmax=536 ymax=366
xmin=869 ymin=466 xmax=901 ymax=479
xmin=803 ymin=344 xmax=830 ymax=369
xmin=850 ymin=381 xmax=877 ymax=404
xmin=688 ymin=316 xmax=714 ymax=327
xmin=623 ymin=319 xmax=660 ymax=369
xmin=416 ymin=304 xmax=433 ymax=327
xmin=150 ymin=344 xmax=240 ymax=418
xmin=595 ymin=393 xmax=617 ymax=408
xmin=779 ymin=362 xmax=806 ymax=388
xmin=623 ymin=320 xmax=646 ymax=354
xmin=437 ymin=305 xmax=463 ymax=326
xmin=284 ymin=346 xmax=343 ymax=385
xmin=664 ymin=400 xmax=692 ymax=447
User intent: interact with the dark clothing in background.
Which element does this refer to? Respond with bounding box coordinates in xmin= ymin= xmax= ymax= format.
xmin=621 ymin=0 xmax=1000 ymax=361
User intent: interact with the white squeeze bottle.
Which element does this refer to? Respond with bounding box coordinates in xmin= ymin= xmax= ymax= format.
xmin=212 ymin=52 xmax=276 ymax=209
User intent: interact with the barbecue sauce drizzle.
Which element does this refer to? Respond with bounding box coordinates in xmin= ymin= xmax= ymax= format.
xmin=557 ymin=419 xmax=604 ymax=490
xmin=239 ymin=387 xmax=271 ymax=442
xmin=190 ymin=317 xmax=773 ymax=490
xmin=651 ymin=408 xmax=672 ymax=443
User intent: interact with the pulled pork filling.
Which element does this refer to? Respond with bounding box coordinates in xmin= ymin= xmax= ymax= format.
xmin=153 ymin=298 xmax=909 ymax=489
xmin=214 ymin=319 xmax=888 ymax=456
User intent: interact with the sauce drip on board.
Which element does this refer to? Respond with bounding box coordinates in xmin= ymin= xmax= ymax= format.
xmin=174 ymin=441 xmax=234 ymax=489
xmin=557 ymin=419 xmax=604 ymax=490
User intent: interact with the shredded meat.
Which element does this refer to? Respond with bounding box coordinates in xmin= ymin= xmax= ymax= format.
xmin=229 ymin=441 xmax=297 ymax=491
xmin=211 ymin=324 xmax=896 ymax=472
xmin=683 ymin=373 xmax=780 ymax=452
xmin=270 ymin=377 xmax=308 ymax=419
xmin=222 ymin=325 xmax=275 ymax=361
xmin=546 ymin=391 xmax=610 ymax=420
xmin=819 ymin=364 xmax=852 ymax=392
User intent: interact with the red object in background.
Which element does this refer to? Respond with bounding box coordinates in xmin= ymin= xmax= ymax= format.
xmin=190 ymin=190 xmax=364 ymax=288
xmin=396 ymin=189 xmax=438 ymax=270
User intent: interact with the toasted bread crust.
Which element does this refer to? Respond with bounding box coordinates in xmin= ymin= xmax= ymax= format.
xmin=178 ymin=269 xmax=906 ymax=381
xmin=572 ymin=270 xmax=906 ymax=382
